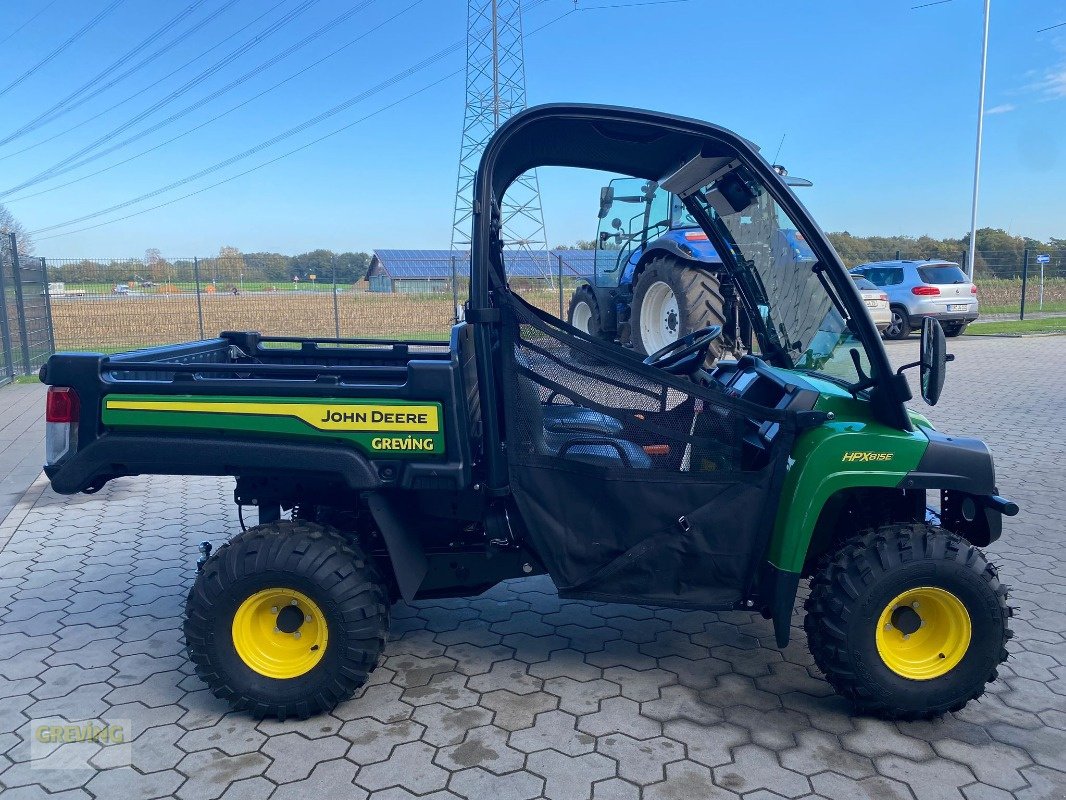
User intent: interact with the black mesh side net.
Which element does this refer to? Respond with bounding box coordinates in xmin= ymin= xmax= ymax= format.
xmin=498 ymin=292 xmax=798 ymax=609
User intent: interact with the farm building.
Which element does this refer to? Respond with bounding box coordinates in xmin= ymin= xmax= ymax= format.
xmin=367 ymin=249 xmax=596 ymax=293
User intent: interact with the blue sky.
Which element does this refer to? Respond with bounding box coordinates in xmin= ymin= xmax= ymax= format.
xmin=0 ymin=0 xmax=1063 ymax=258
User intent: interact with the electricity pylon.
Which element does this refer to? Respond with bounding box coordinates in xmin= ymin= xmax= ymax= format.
xmin=451 ymin=0 xmax=549 ymax=279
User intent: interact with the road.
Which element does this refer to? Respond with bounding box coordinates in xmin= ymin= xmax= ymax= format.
xmin=0 ymin=334 xmax=1062 ymax=800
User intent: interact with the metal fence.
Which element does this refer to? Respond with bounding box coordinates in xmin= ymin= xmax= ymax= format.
xmin=41 ymin=252 xmax=595 ymax=352
xmin=1 ymin=233 xmax=54 ymax=385
xmin=38 ymin=247 xmax=1065 ymax=354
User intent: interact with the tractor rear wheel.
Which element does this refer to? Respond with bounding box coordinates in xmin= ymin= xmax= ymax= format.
xmin=632 ymin=256 xmax=726 ymax=358
xmin=804 ymin=523 xmax=1010 ymax=720
xmin=184 ymin=521 xmax=389 ymax=720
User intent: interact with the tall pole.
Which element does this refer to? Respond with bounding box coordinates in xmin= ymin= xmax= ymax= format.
xmin=966 ymin=0 xmax=991 ymax=282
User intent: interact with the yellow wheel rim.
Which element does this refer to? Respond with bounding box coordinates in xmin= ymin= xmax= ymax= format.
xmin=875 ymin=586 xmax=971 ymax=680
xmin=231 ymin=588 xmax=328 ymax=679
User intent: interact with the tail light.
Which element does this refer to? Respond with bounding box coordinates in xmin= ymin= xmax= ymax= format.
xmin=912 ymin=285 xmax=940 ymax=296
xmin=683 ymin=231 xmax=708 ymax=241
xmin=45 ymin=387 xmax=79 ymax=465
xmin=879 ymin=293 xmax=888 ymax=301
xmin=970 ymin=284 xmax=978 ymax=294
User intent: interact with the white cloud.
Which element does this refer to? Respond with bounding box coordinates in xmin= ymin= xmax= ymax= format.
xmin=985 ymin=103 xmax=1016 ymax=115
xmin=1028 ymin=63 xmax=1066 ymax=99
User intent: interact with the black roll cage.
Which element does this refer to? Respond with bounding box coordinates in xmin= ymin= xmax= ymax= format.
xmin=468 ymin=104 xmax=911 ymax=491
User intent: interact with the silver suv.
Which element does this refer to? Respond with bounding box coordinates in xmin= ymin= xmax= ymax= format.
xmin=850 ymin=260 xmax=978 ymax=339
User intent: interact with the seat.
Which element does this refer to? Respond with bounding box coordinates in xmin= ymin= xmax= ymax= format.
xmin=515 ymin=370 xmax=651 ymax=469
xmin=541 ymin=405 xmax=625 ymax=437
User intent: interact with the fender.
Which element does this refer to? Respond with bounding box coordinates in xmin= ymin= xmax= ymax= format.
xmin=622 ymin=237 xmax=721 ymax=288
xmin=760 ymin=405 xmax=929 ymax=647
xmin=765 ymin=418 xmax=929 ymax=574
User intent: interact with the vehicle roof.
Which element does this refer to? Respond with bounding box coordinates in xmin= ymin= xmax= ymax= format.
xmin=852 ymin=259 xmax=961 ymax=270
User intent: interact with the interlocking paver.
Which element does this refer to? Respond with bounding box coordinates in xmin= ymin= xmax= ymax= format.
xmin=355 ymin=740 xmax=450 ymax=794
xmin=595 ymin=733 xmax=684 ymax=785
xmin=0 ymin=336 xmax=1063 ymax=800
xmin=527 ymin=748 xmax=615 ymax=799
xmin=435 ymin=724 xmax=526 ymax=774
xmin=175 ymin=750 xmax=271 ymax=800
xmin=712 ymin=743 xmax=811 ymax=798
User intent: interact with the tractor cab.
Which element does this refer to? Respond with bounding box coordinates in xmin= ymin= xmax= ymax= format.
xmin=571 ymin=164 xmax=812 ymax=359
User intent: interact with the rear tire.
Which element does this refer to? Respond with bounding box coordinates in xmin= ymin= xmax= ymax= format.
xmin=804 ymin=524 xmax=1010 ymax=720
xmin=632 ymin=256 xmax=726 ymax=358
xmin=944 ymin=322 xmax=967 ymax=337
xmin=184 ymin=521 xmax=389 ymax=720
xmin=884 ymin=306 xmax=911 ymax=340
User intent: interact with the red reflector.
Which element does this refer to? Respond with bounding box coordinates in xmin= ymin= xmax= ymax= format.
xmin=911 ymin=286 xmax=940 ymax=296
xmin=683 ymin=231 xmax=708 ymax=241
xmin=46 ymin=387 xmax=79 ymax=423
xmin=970 ymin=284 xmax=977 ymax=294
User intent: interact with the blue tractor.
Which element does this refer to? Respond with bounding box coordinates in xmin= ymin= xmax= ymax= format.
xmin=568 ymin=170 xmax=812 ymax=357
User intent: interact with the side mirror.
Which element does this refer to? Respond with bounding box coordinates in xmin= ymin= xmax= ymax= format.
xmin=611 ymin=217 xmax=622 ymax=230
xmin=597 ymin=186 xmax=615 ymax=219
xmin=919 ymin=318 xmax=948 ymax=405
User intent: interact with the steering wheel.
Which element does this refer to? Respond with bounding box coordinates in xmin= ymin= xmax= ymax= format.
xmin=643 ymin=325 xmax=723 ymax=375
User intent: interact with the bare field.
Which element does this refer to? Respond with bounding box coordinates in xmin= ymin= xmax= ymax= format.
xmin=50 ymin=290 xmax=564 ymax=351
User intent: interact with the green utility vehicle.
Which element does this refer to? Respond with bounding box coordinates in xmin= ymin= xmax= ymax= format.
xmin=41 ymin=104 xmax=1017 ymax=721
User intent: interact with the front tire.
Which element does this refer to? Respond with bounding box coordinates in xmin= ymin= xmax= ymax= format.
xmin=567 ymin=284 xmax=603 ymax=338
xmin=632 ymin=256 xmax=726 ymax=358
xmin=804 ymin=524 xmax=1010 ymax=720
xmin=184 ymin=521 xmax=389 ymax=720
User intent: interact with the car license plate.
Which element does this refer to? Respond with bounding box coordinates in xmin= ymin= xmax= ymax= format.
xmin=947 ymin=303 xmax=968 ymax=312
xmin=864 ymin=299 xmax=879 ymax=308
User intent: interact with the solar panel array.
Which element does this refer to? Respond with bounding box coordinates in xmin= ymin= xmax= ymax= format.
xmin=372 ymin=249 xmax=596 ymax=280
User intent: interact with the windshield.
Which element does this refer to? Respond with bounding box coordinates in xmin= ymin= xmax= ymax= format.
xmin=689 ymin=169 xmax=874 ymax=386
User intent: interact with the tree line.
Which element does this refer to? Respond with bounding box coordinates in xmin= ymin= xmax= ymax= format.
xmin=46 ymin=246 xmax=374 ymax=286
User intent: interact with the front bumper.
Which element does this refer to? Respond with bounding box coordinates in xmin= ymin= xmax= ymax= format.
xmin=901 ymin=429 xmax=1016 ymax=546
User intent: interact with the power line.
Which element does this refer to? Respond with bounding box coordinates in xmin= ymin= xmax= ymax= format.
xmin=0 ymin=0 xmax=325 ymax=198
xmin=0 ymin=0 xmax=257 ymax=163
xmin=33 ymin=71 xmax=465 ymax=242
xmin=29 ymin=42 xmax=466 ymax=235
xmin=30 ymin=0 xmax=571 ymax=239
xmin=0 ymin=0 xmax=61 ymax=48
xmin=576 ymin=0 xmax=696 ymax=9
xmin=1036 ymin=21 xmax=1065 ymax=32
xmin=1 ymin=0 xmax=212 ymax=146
xmin=5 ymin=0 xmax=392 ymax=197
xmin=0 ymin=0 xmax=128 ymax=100
xmin=7 ymin=0 xmax=429 ymax=205
xmin=911 ymin=0 xmax=952 ymax=8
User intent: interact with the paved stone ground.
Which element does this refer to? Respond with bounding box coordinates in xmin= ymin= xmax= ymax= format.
xmin=0 ymin=382 xmax=46 ymax=522
xmin=0 ymin=336 xmax=1063 ymax=800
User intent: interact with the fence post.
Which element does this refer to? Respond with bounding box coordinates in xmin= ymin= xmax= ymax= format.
xmin=192 ymin=256 xmax=205 ymax=340
xmin=0 ymin=246 xmax=14 ymax=382
xmin=557 ymin=254 xmax=564 ymax=319
xmin=332 ymin=254 xmax=340 ymax=339
xmin=1020 ymin=249 xmax=1028 ymax=321
xmin=451 ymin=255 xmax=460 ymax=323
xmin=8 ymin=234 xmax=31 ymax=375
xmin=40 ymin=257 xmax=55 ymax=355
